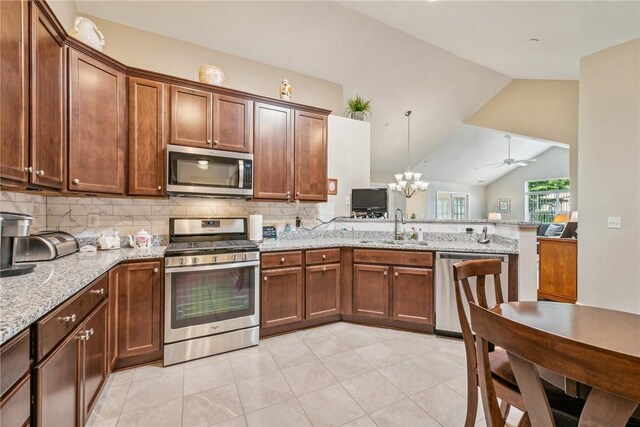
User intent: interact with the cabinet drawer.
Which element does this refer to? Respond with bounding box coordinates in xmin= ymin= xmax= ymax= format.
xmin=0 ymin=329 xmax=30 ymax=397
xmin=305 ymin=248 xmax=340 ymax=265
xmin=262 ymin=251 xmax=302 ymax=269
xmin=36 ymin=273 xmax=109 ymax=361
xmin=0 ymin=373 xmax=30 ymax=427
xmin=354 ymin=249 xmax=433 ymax=267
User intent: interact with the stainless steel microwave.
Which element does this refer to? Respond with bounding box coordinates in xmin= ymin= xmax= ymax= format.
xmin=166 ymin=145 xmax=253 ymax=197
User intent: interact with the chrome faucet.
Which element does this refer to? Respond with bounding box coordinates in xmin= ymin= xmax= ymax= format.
xmin=394 ymin=209 xmax=406 ymax=240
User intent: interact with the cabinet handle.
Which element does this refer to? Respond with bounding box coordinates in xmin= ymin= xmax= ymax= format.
xmin=383 ymin=271 xmax=388 ymax=276
xmin=36 ymin=170 xmax=45 ymax=176
xmin=322 ymin=266 xmax=327 ymax=272
xmin=214 ymin=140 xmax=219 ymax=145
xmin=60 ymin=314 xmax=76 ymax=323
xmin=322 ymin=254 xmax=326 ymax=260
xmin=280 ymin=257 xmax=285 ymax=263
xmin=264 ymin=276 xmax=268 ymax=281
xmin=207 ymin=139 xmax=212 ymax=145
xmin=394 ymin=272 xmax=399 ymax=277
xmin=76 ymin=333 xmax=86 ymax=341
xmin=157 ymin=186 xmax=162 ymax=191
xmin=24 ymin=166 xmax=32 ymax=173
xmin=73 ymin=178 xmax=80 ymax=184
xmin=90 ymin=288 xmax=104 ymax=295
xmin=285 ymin=191 xmax=291 ymax=200
xmin=153 ymin=268 xmax=159 ymax=273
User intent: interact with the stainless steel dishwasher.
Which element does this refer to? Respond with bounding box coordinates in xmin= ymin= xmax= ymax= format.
xmin=435 ymin=252 xmax=510 ymax=337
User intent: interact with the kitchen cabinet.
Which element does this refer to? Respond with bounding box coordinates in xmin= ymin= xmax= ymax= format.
xmin=305 ymin=263 xmax=340 ymax=320
xmin=0 ymin=329 xmax=30 ymax=427
xmin=30 ymin=2 xmax=65 ymax=189
xmin=0 ymin=0 xmax=29 ymax=184
xmin=36 ymin=300 xmax=108 ymax=427
xmin=538 ymin=238 xmax=577 ymax=303
xmin=353 ymin=264 xmax=390 ymax=319
xmin=128 ymin=77 xmax=167 ymax=196
xmin=392 ymin=267 xmax=433 ymax=324
xmin=170 ymin=85 xmax=213 ymax=148
xmin=68 ymin=48 xmax=126 ymax=194
xmin=117 ymin=261 xmax=163 ymax=368
xmin=253 ymin=103 xmax=329 ymax=202
xmin=213 ymin=94 xmax=252 ymax=153
xmin=261 ymin=266 xmax=303 ymax=328
xmin=294 ymin=110 xmax=327 ymax=201
xmin=253 ymin=102 xmax=294 ymax=201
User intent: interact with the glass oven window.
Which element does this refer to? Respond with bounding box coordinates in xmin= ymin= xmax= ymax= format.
xmin=169 ymin=151 xmax=240 ymax=188
xmin=171 ymin=266 xmax=255 ymax=329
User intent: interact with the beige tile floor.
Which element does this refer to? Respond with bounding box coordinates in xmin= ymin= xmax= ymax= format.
xmin=87 ymin=322 xmax=523 ymax=427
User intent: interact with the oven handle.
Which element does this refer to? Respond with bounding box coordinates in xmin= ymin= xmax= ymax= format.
xmin=165 ymin=260 xmax=259 ymax=274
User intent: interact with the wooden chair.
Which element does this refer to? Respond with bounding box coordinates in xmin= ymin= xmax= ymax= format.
xmin=469 ymin=302 xmax=640 ymax=427
xmin=453 ymin=259 xmax=527 ymax=426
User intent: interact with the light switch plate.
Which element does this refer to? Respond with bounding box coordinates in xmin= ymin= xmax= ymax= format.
xmin=345 ymin=196 xmax=351 ymax=205
xmin=607 ymin=216 xmax=621 ymax=229
xmin=88 ymin=214 xmax=99 ymax=227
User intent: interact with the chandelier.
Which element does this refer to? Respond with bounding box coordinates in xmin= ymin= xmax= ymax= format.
xmin=388 ymin=110 xmax=429 ymax=198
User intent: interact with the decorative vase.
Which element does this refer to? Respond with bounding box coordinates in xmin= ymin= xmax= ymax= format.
xmin=69 ymin=17 xmax=105 ymax=52
xmin=280 ymin=79 xmax=293 ymax=101
xmin=198 ymin=65 xmax=225 ymax=86
xmin=351 ymin=111 xmax=365 ymax=121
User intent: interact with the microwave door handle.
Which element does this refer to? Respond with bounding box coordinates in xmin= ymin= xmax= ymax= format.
xmin=238 ymin=160 xmax=244 ymax=189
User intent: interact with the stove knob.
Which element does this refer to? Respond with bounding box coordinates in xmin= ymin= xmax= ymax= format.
xmin=192 ymin=257 xmax=199 ymax=264
xmin=179 ymin=258 xmax=185 ymax=265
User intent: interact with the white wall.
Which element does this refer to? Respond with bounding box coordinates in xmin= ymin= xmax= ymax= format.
xmin=577 ymin=38 xmax=640 ymax=314
xmin=485 ymin=147 xmax=570 ymax=220
xmin=326 ymin=116 xmax=371 ymax=218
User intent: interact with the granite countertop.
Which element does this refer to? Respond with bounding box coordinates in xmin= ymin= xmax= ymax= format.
xmin=0 ymin=247 xmax=165 ymax=345
xmin=335 ymin=218 xmax=540 ymax=227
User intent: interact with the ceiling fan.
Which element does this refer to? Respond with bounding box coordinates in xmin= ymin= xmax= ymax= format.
xmin=485 ymin=135 xmax=538 ymax=168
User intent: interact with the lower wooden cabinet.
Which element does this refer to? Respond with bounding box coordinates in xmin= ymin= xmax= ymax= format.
xmin=392 ymin=267 xmax=433 ymax=324
xmin=305 ymin=263 xmax=340 ymax=320
xmin=0 ymin=328 xmax=31 ymax=427
xmin=353 ymin=264 xmax=390 ymax=318
xmin=36 ymin=300 xmax=108 ymax=427
xmin=0 ymin=374 xmax=30 ymax=427
xmin=538 ymin=238 xmax=577 ymax=303
xmin=261 ymin=267 xmax=303 ymax=328
xmin=108 ymin=266 xmax=120 ymax=371
xmin=116 ymin=261 xmax=163 ymax=368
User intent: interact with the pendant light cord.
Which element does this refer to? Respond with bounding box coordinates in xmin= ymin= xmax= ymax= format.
xmin=405 ymin=110 xmax=412 ymax=170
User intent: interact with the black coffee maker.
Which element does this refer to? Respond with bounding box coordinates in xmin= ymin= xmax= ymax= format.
xmin=0 ymin=212 xmax=36 ymax=277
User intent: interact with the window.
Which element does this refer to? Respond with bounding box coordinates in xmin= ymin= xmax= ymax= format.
xmin=525 ymin=178 xmax=570 ymax=222
xmin=437 ymin=192 xmax=470 ymax=220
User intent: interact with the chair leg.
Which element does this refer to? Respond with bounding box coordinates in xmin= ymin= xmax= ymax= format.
xmin=465 ymin=377 xmax=479 ymax=427
xmin=516 ymin=412 xmax=531 ymax=427
xmin=500 ymin=401 xmax=511 ymax=421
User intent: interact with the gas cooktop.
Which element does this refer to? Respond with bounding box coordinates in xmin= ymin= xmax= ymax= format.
xmin=165 ymin=239 xmax=258 ymax=255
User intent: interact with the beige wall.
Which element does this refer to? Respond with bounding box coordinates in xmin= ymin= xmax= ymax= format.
xmin=84 ymin=16 xmax=343 ymax=114
xmin=466 ymin=80 xmax=579 ymax=209
xmin=47 ymin=0 xmax=77 ymax=30
xmin=577 ymin=38 xmax=640 ymax=313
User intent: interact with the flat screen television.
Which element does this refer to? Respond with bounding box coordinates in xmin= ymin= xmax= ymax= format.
xmin=351 ymin=188 xmax=388 ymax=215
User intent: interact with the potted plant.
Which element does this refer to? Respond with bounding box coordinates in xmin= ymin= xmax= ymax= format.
xmin=345 ymin=95 xmax=372 ymax=120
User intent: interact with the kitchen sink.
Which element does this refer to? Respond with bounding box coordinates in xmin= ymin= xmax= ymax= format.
xmin=359 ymin=240 xmax=428 ymax=246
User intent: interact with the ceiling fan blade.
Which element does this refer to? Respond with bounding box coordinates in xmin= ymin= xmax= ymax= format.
xmin=484 ymin=162 xmax=504 ymax=166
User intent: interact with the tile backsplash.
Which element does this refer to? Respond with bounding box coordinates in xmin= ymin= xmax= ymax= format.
xmin=1 ymin=191 xmax=335 ymax=238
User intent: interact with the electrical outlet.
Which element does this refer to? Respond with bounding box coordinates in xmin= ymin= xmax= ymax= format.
xmin=607 ymin=216 xmax=621 ymax=229
xmin=88 ymin=214 xmax=99 ymax=227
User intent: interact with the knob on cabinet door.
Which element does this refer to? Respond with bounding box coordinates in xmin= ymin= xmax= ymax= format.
xmin=157 ymin=186 xmax=162 ymax=191
xmin=264 ymin=276 xmax=268 ymax=281
xmin=153 ymin=268 xmax=159 ymax=273
xmin=394 ymin=272 xmax=399 ymax=277
xmin=73 ymin=178 xmax=80 ymax=184
xmin=214 ymin=140 xmax=219 ymax=145
xmin=24 ymin=166 xmax=32 ymax=173
xmin=36 ymin=170 xmax=45 ymax=176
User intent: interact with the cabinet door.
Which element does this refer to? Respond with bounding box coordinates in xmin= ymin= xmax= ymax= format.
xmin=305 ymin=263 xmax=340 ymax=320
xmin=30 ymin=3 xmax=65 ymax=189
xmin=170 ymin=85 xmax=212 ymax=148
xmin=68 ymin=49 xmax=126 ymax=194
xmin=108 ymin=267 xmax=119 ymax=371
xmin=353 ymin=264 xmax=389 ymax=318
xmin=117 ymin=261 xmax=163 ymax=367
xmin=128 ymin=77 xmax=167 ymax=196
xmin=261 ymin=267 xmax=302 ymax=328
xmin=0 ymin=374 xmax=30 ymax=427
xmin=392 ymin=267 xmax=433 ymax=324
xmin=0 ymin=0 xmax=29 ymax=183
xmin=36 ymin=326 xmax=81 ymax=427
xmin=294 ymin=110 xmax=327 ymax=202
xmin=213 ymin=94 xmax=252 ymax=153
xmin=82 ymin=301 xmax=108 ymax=423
xmin=253 ymin=102 xmax=293 ymax=200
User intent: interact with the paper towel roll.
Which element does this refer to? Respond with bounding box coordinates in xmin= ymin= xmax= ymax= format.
xmin=249 ymin=214 xmax=263 ymax=242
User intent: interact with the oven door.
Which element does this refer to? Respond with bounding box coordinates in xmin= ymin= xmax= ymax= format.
xmin=166 ymin=145 xmax=253 ymax=196
xmin=164 ymin=260 xmax=259 ymax=343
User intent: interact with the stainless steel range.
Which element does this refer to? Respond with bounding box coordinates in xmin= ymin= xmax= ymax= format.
xmin=163 ymin=217 xmax=260 ymax=366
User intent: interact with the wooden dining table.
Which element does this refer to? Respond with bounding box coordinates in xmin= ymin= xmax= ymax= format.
xmin=489 ymin=301 xmax=640 ymax=414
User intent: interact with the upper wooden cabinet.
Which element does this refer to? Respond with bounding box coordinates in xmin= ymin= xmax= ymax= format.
xmin=68 ymin=48 xmax=126 ymax=194
xmin=170 ymin=85 xmax=212 ymax=148
xmin=253 ymin=102 xmax=294 ymax=200
xmin=294 ymin=110 xmax=327 ymax=201
xmin=213 ymin=94 xmax=252 ymax=153
xmin=0 ymin=0 xmax=29 ymax=183
xmin=30 ymin=2 xmax=65 ymax=189
xmin=128 ymin=77 xmax=167 ymax=196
